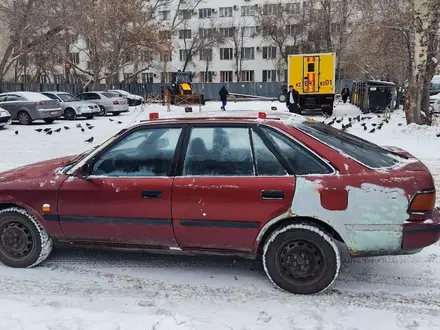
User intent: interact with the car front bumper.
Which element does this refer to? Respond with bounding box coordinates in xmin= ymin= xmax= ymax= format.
xmin=402 ymin=207 xmax=440 ymax=251
xmin=0 ymin=115 xmax=11 ymax=127
xmin=76 ymin=107 xmax=100 ymax=115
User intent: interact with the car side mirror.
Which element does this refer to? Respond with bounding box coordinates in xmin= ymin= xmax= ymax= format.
xmin=77 ymin=163 xmax=92 ymax=179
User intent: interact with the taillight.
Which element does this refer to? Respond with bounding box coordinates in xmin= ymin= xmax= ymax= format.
xmin=35 ymin=101 xmax=43 ymax=105
xmin=113 ymin=100 xmax=119 ymax=105
xmin=407 ymin=189 xmax=436 ymax=221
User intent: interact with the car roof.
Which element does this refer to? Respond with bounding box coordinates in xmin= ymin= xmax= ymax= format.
xmin=139 ymin=110 xmax=307 ymax=125
xmin=43 ymin=91 xmax=72 ymax=94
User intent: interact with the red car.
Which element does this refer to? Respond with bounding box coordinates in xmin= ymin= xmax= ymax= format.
xmin=0 ymin=111 xmax=439 ymax=295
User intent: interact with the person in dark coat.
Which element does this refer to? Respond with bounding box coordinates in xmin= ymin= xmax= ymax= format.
xmin=286 ymin=85 xmax=300 ymax=114
xmin=219 ymin=86 xmax=229 ymax=111
xmin=341 ymin=85 xmax=350 ymax=103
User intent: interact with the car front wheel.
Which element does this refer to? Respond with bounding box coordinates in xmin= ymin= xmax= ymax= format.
xmin=263 ymin=223 xmax=340 ymax=295
xmin=98 ymin=106 xmax=107 ymax=116
xmin=18 ymin=111 xmax=32 ymax=125
xmin=0 ymin=207 xmax=53 ymax=268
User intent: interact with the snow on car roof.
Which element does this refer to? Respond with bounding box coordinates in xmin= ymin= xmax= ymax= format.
xmin=143 ymin=110 xmax=307 ymax=124
xmin=431 ymin=93 xmax=440 ymax=100
xmin=9 ymin=92 xmax=52 ymax=101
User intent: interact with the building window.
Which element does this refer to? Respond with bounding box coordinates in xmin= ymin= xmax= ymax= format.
xmin=199 ymin=8 xmax=212 ymax=18
xmin=179 ymin=29 xmax=192 ymax=39
xmin=160 ymin=72 xmax=173 ymax=83
xmin=241 ymin=5 xmax=255 ymax=16
xmin=262 ymin=70 xmax=278 ymax=82
xmin=179 ymin=49 xmax=191 ymax=62
xmin=241 ymin=70 xmax=254 ymax=82
xmin=199 ymin=28 xmax=215 ymax=38
xmin=159 ymin=10 xmax=170 ymax=20
xmin=142 ymin=73 xmax=154 ymax=83
xmin=178 ymin=9 xmax=192 ymax=19
xmin=199 ymin=71 xmax=214 ymax=83
xmin=285 ymin=25 xmax=296 ymax=37
xmin=69 ymin=52 xmax=79 ymax=64
xmin=199 ymin=48 xmax=213 ymax=61
xmin=220 ymin=48 xmax=233 ymax=60
xmin=242 ymin=26 xmax=257 ymax=37
xmin=160 ymin=52 xmax=172 ymax=62
xmin=220 ymin=71 xmax=233 ymax=82
xmin=262 ymin=46 xmax=277 ymax=59
xmin=219 ymin=7 xmax=233 ymax=17
xmin=285 ymin=2 xmax=300 ymax=13
xmin=219 ymin=27 xmax=235 ymax=38
xmin=241 ymin=47 xmax=255 ymax=60
xmin=263 ymin=4 xmax=279 ymax=15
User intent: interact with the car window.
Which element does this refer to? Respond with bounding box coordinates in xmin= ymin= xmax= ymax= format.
xmin=0 ymin=96 xmax=7 ymax=102
xmin=58 ymin=93 xmax=80 ymax=102
xmin=42 ymin=93 xmax=59 ymax=100
xmin=183 ymin=127 xmax=254 ymax=176
xmin=293 ymin=121 xmax=403 ymax=168
xmin=102 ymin=92 xmax=119 ymax=98
xmin=84 ymin=93 xmax=100 ymax=100
xmin=5 ymin=95 xmax=23 ymax=101
xmin=261 ymin=127 xmax=333 ymax=175
xmin=91 ymin=127 xmax=182 ymax=177
xmin=251 ymin=130 xmax=288 ymax=176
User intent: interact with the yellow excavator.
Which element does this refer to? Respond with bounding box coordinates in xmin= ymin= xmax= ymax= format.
xmin=169 ymin=71 xmax=205 ymax=105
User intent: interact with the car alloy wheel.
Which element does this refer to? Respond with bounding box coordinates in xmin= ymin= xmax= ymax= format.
xmin=18 ymin=111 xmax=32 ymax=125
xmin=64 ymin=108 xmax=76 ymax=120
xmin=98 ymin=106 xmax=107 ymax=116
xmin=263 ymin=223 xmax=340 ymax=295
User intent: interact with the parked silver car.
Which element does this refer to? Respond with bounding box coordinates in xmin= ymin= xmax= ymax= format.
xmin=76 ymin=91 xmax=129 ymax=116
xmin=0 ymin=92 xmax=62 ymax=125
xmin=42 ymin=91 xmax=100 ymax=120
xmin=107 ymin=89 xmax=144 ymax=106
xmin=0 ymin=107 xmax=11 ymax=128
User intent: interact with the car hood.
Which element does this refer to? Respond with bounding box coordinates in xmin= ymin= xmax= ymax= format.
xmin=61 ymin=101 xmax=97 ymax=107
xmin=0 ymin=156 xmax=76 ymax=188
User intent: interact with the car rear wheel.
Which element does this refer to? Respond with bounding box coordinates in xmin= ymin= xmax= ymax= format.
xmin=263 ymin=223 xmax=340 ymax=295
xmin=278 ymin=93 xmax=287 ymax=103
xmin=64 ymin=108 xmax=76 ymax=120
xmin=98 ymin=106 xmax=107 ymax=116
xmin=17 ymin=111 xmax=32 ymax=125
xmin=0 ymin=208 xmax=53 ymax=268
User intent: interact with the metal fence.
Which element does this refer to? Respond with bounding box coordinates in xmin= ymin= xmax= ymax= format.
xmin=0 ymin=80 xmax=353 ymax=101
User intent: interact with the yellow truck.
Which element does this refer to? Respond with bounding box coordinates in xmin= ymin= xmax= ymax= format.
xmin=279 ymin=52 xmax=336 ymax=116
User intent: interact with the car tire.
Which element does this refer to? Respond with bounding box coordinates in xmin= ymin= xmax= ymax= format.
xmin=0 ymin=207 xmax=53 ymax=268
xmin=17 ymin=111 xmax=32 ymax=125
xmin=98 ymin=106 xmax=107 ymax=116
xmin=85 ymin=114 xmax=94 ymax=120
xmin=44 ymin=119 xmax=55 ymax=124
xmin=278 ymin=93 xmax=287 ymax=103
xmin=263 ymin=223 xmax=340 ymax=295
xmin=64 ymin=108 xmax=76 ymax=121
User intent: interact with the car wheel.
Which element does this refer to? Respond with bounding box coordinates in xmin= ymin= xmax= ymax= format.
xmin=44 ymin=119 xmax=55 ymax=124
xmin=98 ymin=106 xmax=107 ymax=116
xmin=263 ymin=223 xmax=340 ymax=295
xmin=64 ymin=108 xmax=76 ymax=120
xmin=85 ymin=114 xmax=94 ymax=119
xmin=17 ymin=111 xmax=32 ymax=125
xmin=0 ymin=207 xmax=53 ymax=268
xmin=278 ymin=93 xmax=287 ymax=103
xmin=112 ymin=112 xmax=120 ymax=116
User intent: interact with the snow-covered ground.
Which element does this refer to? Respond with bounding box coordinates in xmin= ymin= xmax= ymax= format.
xmin=0 ymin=101 xmax=440 ymax=329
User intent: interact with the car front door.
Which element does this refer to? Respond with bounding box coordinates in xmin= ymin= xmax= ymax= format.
xmin=171 ymin=124 xmax=297 ymax=252
xmin=57 ymin=125 xmax=184 ymax=248
xmin=0 ymin=95 xmax=22 ymax=118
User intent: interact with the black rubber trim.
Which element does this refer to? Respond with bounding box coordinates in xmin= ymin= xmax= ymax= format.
xmin=403 ymin=224 xmax=440 ymax=234
xmin=58 ymin=216 xmax=172 ymax=226
xmin=43 ymin=214 xmax=59 ymax=222
xmin=180 ymin=219 xmax=260 ymax=229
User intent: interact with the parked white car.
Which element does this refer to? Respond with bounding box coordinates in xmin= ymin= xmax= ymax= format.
xmin=107 ymin=89 xmax=144 ymax=106
xmin=430 ymin=93 xmax=440 ymax=113
xmin=0 ymin=107 xmax=11 ymax=128
xmin=42 ymin=91 xmax=100 ymax=120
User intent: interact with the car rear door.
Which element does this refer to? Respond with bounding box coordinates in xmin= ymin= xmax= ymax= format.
xmin=171 ymin=123 xmax=297 ymax=252
xmin=57 ymin=125 xmax=184 ymax=248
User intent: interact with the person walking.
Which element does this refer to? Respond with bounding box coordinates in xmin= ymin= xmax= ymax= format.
xmin=341 ymin=84 xmax=350 ymax=103
xmin=219 ymin=86 xmax=229 ymax=111
xmin=286 ymin=85 xmax=300 ymax=114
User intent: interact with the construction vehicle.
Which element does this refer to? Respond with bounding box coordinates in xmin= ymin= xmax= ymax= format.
xmin=279 ymin=52 xmax=336 ymax=116
xmin=169 ymin=71 xmax=205 ymax=106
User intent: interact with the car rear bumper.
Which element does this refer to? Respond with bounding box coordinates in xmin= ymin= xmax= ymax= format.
xmin=108 ymin=104 xmax=129 ymax=113
xmin=402 ymin=207 xmax=440 ymax=250
xmin=35 ymin=108 xmax=63 ymax=119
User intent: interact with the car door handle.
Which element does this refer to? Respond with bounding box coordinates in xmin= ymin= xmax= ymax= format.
xmin=141 ymin=190 xmax=162 ymax=199
xmin=261 ymin=190 xmax=285 ymax=200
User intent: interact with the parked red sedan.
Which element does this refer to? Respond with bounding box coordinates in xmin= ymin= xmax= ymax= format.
xmin=0 ymin=111 xmax=439 ymax=295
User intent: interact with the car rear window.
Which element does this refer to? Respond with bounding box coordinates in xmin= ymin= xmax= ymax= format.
xmin=293 ymin=121 xmax=404 ymax=168
xmin=102 ymin=92 xmax=118 ymax=98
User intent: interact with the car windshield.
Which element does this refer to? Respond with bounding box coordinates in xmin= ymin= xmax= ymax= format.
xmin=58 ymin=93 xmax=80 ymax=102
xmin=293 ymin=121 xmax=407 ymax=168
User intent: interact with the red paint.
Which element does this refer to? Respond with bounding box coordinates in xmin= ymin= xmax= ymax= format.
xmin=320 ymin=188 xmax=348 ymax=210
xmin=402 ymin=208 xmax=440 ymax=250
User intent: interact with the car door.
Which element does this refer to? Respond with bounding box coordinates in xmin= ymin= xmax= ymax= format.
xmin=171 ymin=123 xmax=297 ymax=252
xmin=0 ymin=95 xmax=22 ymax=118
xmin=57 ymin=125 xmax=184 ymax=248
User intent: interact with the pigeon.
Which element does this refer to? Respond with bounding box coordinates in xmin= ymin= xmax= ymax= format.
xmin=369 ymin=128 xmax=376 ymax=133
xmin=371 ymin=123 xmax=377 ymax=127
xmin=15 ymin=131 xmax=18 ymax=135
xmin=86 ymin=123 xmax=92 ymax=126
xmin=81 ymin=128 xmax=85 ymax=132
xmin=88 ymin=125 xmax=94 ymax=130
xmin=363 ymin=125 xmax=367 ymax=131
xmin=46 ymin=130 xmax=53 ymax=135
xmin=398 ymin=123 xmax=403 ymax=126
xmin=54 ymin=128 xmax=61 ymax=133
xmin=336 ymin=118 xmax=343 ymax=124
xmin=437 ymin=133 xmax=440 ymax=137
xmin=64 ymin=126 xmax=70 ymax=130
xmin=109 ymin=118 xmax=114 ymax=122
xmin=348 ymin=117 xmax=352 ymax=122
xmin=117 ymin=121 xmax=123 ymax=124
xmin=35 ymin=128 xmax=43 ymax=133
xmin=327 ymin=118 xmax=336 ymax=126
xmin=43 ymin=128 xmax=52 ymax=132
xmin=355 ymin=115 xmax=361 ymax=121
xmin=76 ymin=123 xmax=82 ymax=128
xmin=85 ymin=137 xmax=94 ymax=143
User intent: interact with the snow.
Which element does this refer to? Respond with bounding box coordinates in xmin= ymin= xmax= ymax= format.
xmin=1 ymin=101 xmax=440 ymax=329
xmin=13 ymin=91 xmax=53 ymax=101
